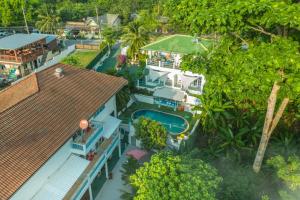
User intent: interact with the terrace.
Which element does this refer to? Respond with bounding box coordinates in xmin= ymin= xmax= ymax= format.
xmin=142 ymin=35 xmax=213 ymax=70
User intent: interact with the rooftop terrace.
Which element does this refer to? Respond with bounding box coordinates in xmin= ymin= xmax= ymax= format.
xmin=141 ymin=35 xmax=214 ymax=55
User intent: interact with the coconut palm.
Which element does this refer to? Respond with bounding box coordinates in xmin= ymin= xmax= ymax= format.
xmin=122 ymin=21 xmax=149 ymax=62
xmin=36 ymin=5 xmax=61 ymax=34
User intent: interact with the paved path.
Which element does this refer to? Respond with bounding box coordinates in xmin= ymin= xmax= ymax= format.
xmin=95 ymin=145 xmax=134 ymax=200
xmin=96 ymin=44 xmax=121 ymax=73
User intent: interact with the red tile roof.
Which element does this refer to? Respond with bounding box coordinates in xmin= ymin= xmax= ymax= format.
xmin=0 ymin=64 xmax=127 ymax=199
xmin=0 ymin=74 xmax=39 ymax=113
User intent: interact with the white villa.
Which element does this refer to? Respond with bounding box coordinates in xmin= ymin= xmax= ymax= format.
xmin=0 ymin=64 xmax=127 ymax=200
xmin=137 ymin=35 xmax=213 ymax=112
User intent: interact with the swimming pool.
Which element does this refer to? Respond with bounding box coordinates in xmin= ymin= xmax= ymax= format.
xmin=131 ymin=109 xmax=189 ymax=135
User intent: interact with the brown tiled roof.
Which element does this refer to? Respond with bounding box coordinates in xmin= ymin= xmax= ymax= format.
xmin=0 ymin=64 xmax=127 ymax=199
xmin=0 ymin=74 xmax=39 ymax=113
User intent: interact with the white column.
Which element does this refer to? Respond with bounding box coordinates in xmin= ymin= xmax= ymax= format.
xmin=88 ymin=184 xmax=94 ymax=200
xmin=105 ymin=162 xmax=109 ymax=179
xmin=118 ymin=133 xmax=122 ymax=158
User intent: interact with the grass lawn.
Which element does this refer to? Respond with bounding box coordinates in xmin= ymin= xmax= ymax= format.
xmin=63 ymin=50 xmax=100 ymax=68
xmin=141 ymin=34 xmax=214 ymax=55
xmin=119 ymin=102 xmax=198 ymax=133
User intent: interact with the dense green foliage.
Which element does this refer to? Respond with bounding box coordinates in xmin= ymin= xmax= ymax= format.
xmin=130 ymin=151 xmax=222 ymax=200
xmin=134 ymin=117 xmax=167 ymax=150
xmin=268 ymin=155 xmax=300 ymax=200
xmin=0 ymin=0 xmax=159 ymax=27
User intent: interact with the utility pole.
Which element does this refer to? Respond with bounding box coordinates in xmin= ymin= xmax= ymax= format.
xmin=22 ymin=0 xmax=30 ymax=34
xmin=95 ymin=6 xmax=101 ymax=39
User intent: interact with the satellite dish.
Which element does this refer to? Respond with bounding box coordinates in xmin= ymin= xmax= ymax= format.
xmin=80 ymin=119 xmax=89 ymax=130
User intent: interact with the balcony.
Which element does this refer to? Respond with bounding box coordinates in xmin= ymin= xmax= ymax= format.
xmin=146 ymin=59 xmax=180 ymax=69
xmin=64 ymin=132 xmax=120 ymax=200
xmin=188 ymin=85 xmax=202 ymax=95
xmin=0 ymin=49 xmax=44 ymax=64
xmin=71 ymin=120 xmax=104 ymax=156
xmin=137 ymin=79 xmax=164 ymax=90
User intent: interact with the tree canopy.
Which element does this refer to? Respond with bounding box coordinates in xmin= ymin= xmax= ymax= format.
xmin=130 ymin=151 xmax=222 ymax=200
xmin=134 ymin=117 xmax=167 ymax=150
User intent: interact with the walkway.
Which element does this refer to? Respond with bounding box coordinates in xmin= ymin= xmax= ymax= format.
xmin=96 ymin=44 xmax=121 ymax=73
xmin=95 ymin=145 xmax=134 ymax=200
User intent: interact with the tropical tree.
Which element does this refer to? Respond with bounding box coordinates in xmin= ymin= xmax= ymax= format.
xmin=129 ymin=151 xmax=222 ymax=200
xmin=122 ymin=21 xmax=149 ymax=61
xmin=120 ymin=156 xmax=140 ymax=185
xmin=116 ymin=87 xmax=131 ymax=112
xmin=134 ymin=117 xmax=167 ymax=150
xmin=172 ymin=0 xmax=300 ymax=172
xmin=268 ymin=155 xmax=300 ymax=200
xmin=36 ymin=4 xmax=61 ymax=34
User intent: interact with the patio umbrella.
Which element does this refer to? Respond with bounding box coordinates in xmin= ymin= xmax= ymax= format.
xmin=126 ymin=149 xmax=147 ymax=160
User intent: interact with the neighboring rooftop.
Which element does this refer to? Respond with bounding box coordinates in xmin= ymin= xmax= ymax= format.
xmin=0 ymin=64 xmax=127 ymax=199
xmin=90 ymin=13 xmax=120 ymax=26
xmin=141 ymin=34 xmax=214 ymax=54
xmin=0 ymin=33 xmax=47 ymax=50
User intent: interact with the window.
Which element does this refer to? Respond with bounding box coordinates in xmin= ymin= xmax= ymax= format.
xmin=192 ymin=78 xmax=202 ymax=87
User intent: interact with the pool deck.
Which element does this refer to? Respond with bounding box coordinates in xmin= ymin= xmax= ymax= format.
xmin=119 ymin=102 xmax=196 ymax=133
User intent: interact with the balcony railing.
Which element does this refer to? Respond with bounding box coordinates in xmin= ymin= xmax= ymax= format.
xmin=0 ymin=49 xmax=44 ymax=63
xmin=188 ymin=85 xmax=201 ymax=92
xmin=146 ymin=59 xmax=180 ymax=69
xmin=71 ymin=120 xmax=104 ymax=155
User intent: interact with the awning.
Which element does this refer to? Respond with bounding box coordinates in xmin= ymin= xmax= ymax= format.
xmin=149 ymin=70 xmax=169 ymax=82
xmin=126 ymin=149 xmax=147 ymax=160
xmin=153 ymin=87 xmax=185 ymax=101
xmin=31 ymin=155 xmax=89 ymax=200
xmin=102 ymin=116 xmax=121 ymax=139
xmin=181 ymin=75 xmax=198 ymax=90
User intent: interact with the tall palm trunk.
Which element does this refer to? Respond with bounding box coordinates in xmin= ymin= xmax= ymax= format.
xmin=253 ymin=82 xmax=289 ymax=173
xmin=22 ymin=4 xmax=29 ymax=34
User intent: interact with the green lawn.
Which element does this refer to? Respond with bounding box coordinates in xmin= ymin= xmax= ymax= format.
xmin=141 ymin=34 xmax=214 ymax=55
xmin=63 ymin=50 xmax=100 ymax=68
xmin=119 ymin=102 xmax=197 ymax=133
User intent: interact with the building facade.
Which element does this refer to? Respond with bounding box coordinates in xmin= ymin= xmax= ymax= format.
xmin=0 ymin=34 xmax=58 ymax=81
xmin=137 ymin=35 xmax=213 ymax=112
xmin=0 ymin=64 xmax=127 ymax=200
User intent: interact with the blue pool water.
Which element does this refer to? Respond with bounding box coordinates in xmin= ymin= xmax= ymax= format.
xmin=132 ymin=109 xmax=188 ymax=135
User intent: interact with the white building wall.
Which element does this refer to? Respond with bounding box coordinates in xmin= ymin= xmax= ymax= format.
xmin=10 ymin=140 xmax=73 ymax=200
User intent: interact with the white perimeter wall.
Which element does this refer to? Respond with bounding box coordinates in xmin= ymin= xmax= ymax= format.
xmin=134 ymin=94 xmax=154 ymax=104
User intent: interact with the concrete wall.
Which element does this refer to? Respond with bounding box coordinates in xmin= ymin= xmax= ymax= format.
xmin=134 ymin=94 xmax=154 ymax=104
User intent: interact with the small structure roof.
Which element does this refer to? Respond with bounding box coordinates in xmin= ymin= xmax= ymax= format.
xmin=141 ymin=34 xmax=213 ymax=55
xmin=153 ymin=87 xmax=185 ymax=101
xmin=102 ymin=116 xmax=122 ymax=139
xmin=31 ymin=155 xmax=89 ymax=200
xmin=0 ymin=33 xmax=46 ymax=50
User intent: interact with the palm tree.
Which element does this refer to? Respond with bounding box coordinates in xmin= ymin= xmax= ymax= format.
xmin=36 ymin=5 xmax=61 ymax=34
xmin=122 ymin=21 xmax=149 ymax=62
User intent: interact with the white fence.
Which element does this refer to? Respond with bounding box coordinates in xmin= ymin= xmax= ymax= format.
xmin=35 ymin=45 xmax=76 ymax=73
xmin=133 ymin=94 xmax=154 ymax=104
